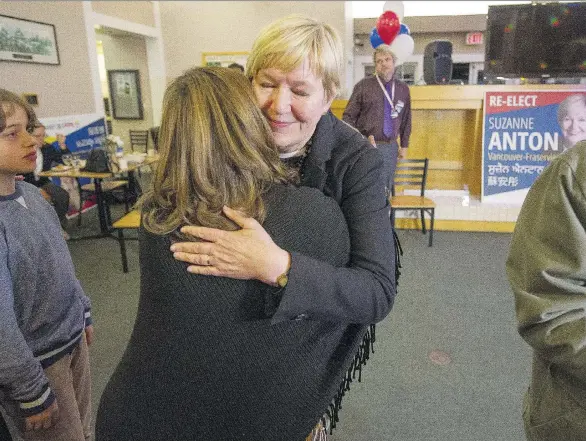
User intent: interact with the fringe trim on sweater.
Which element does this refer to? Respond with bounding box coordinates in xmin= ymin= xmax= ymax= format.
xmin=393 ymin=228 xmax=403 ymax=284
xmin=322 ymin=229 xmax=403 ymax=434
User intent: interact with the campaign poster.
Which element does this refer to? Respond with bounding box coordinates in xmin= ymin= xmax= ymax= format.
xmin=38 ymin=114 xmax=107 ymax=216
xmin=40 ymin=113 xmax=107 ymax=154
xmin=482 ymin=90 xmax=586 ymax=203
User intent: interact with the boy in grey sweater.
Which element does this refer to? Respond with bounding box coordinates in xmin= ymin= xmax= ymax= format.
xmin=0 ymin=89 xmax=93 ymax=440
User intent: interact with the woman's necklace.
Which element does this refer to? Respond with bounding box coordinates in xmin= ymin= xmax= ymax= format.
xmin=279 ymin=147 xmax=305 ymax=159
xmin=280 ymin=138 xmax=313 ymax=183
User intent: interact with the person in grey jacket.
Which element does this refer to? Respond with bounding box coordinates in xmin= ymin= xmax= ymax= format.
xmin=507 ymin=140 xmax=586 ymax=441
xmin=0 ymin=89 xmax=93 ymax=440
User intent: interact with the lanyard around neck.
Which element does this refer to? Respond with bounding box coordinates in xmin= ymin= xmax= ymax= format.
xmin=375 ymin=74 xmax=395 ymax=110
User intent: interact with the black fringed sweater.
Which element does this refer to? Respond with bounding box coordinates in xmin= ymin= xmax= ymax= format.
xmin=96 ymin=184 xmax=368 ymax=441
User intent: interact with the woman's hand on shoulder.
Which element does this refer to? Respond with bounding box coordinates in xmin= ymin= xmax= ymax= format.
xmin=170 ymin=206 xmax=290 ymax=286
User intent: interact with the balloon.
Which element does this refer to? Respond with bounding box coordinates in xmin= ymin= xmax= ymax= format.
xmin=389 ymin=34 xmax=415 ymax=67
xmin=399 ymin=23 xmax=410 ymax=35
xmin=370 ymin=27 xmax=385 ymax=49
xmin=383 ymin=1 xmax=405 ymax=21
xmin=376 ymin=11 xmax=401 ymax=46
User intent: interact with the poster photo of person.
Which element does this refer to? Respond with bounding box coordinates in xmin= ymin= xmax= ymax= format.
xmin=557 ymin=94 xmax=586 ymax=151
xmin=482 ymin=90 xmax=586 ymax=203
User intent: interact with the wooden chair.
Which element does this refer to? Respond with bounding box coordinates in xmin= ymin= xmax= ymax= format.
xmin=129 ymin=129 xmax=150 ymax=178
xmin=129 ymin=129 xmax=149 ymax=153
xmin=390 ymin=158 xmax=436 ymax=247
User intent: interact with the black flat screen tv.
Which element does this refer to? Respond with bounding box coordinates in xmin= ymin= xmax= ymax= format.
xmin=485 ymin=2 xmax=586 ymax=78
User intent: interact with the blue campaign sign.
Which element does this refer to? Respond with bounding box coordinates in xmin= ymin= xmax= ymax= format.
xmin=39 ymin=114 xmax=107 ymax=199
xmin=67 ymin=118 xmax=106 ymax=154
xmin=482 ymin=91 xmax=586 ymax=203
xmin=41 ymin=114 xmax=106 ymax=154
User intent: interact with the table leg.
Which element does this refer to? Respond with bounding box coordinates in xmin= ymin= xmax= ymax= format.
xmin=124 ymin=171 xmax=141 ymax=205
xmin=93 ymin=179 xmax=110 ymax=234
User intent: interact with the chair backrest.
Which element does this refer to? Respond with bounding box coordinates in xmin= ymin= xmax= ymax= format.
xmin=392 ymin=158 xmax=429 ymax=197
xmin=129 ymin=129 xmax=149 ymax=152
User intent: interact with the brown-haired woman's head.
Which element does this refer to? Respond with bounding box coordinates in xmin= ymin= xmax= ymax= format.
xmin=140 ymin=67 xmax=288 ymax=236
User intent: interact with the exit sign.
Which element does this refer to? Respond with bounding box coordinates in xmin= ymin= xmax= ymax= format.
xmin=465 ymin=32 xmax=484 ymax=45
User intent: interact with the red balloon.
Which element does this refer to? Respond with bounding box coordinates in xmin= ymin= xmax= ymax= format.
xmin=376 ymin=11 xmax=401 ymax=45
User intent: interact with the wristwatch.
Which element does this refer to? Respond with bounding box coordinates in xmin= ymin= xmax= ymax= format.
xmin=276 ymin=253 xmax=291 ymax=288
xmin=276 ymin=272 xmax=288 ymax=288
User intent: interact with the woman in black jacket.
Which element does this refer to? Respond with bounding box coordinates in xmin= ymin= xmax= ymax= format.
xmin=171 ymin=16 xmax=398 ymax=438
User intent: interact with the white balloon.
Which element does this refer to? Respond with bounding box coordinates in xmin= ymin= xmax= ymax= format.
xmin=383 ymin=1 xmax=405 ymax=21
xmin=389 ymin=34 xmax=414 ymax=67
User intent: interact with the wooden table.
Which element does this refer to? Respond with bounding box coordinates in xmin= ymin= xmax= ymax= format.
xmin=40 ymin=156 xmax=158 ymax=238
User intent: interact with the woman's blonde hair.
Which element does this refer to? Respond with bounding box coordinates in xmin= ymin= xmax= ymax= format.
xmin=245 ymin=14 xmax=343 ymax=101
xmin=140 ymin=67 xmax=288 ymax=236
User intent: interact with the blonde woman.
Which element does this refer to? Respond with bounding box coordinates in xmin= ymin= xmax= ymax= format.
xmin=172 ymin=16 xmax=398 ymax=437
xmin=173 ymin=15 xmax=395 ymax=325
xmin=95 ymin=68 xmax=356 ymax=441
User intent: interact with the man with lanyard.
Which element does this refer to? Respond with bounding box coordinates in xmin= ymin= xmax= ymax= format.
xmin=343 ymin=44 xmax=412 ymax=192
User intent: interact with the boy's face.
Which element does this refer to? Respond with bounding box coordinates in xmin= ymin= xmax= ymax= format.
xmin=0 ymin=105 xmax=37 ymax=175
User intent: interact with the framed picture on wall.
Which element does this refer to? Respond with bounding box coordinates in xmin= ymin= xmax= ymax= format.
xmin=107 ymin=69 xmax=144 ymax=120
xmin=0 ymin=14 xmax=60 ymax=65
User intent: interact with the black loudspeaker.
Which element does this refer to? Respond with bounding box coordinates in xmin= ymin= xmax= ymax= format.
xmin=423 ymin=40 xmax=453 ymax=85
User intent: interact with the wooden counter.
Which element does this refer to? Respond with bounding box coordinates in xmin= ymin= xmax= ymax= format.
xmin=332 ymin=84 xmax=580 ymax=197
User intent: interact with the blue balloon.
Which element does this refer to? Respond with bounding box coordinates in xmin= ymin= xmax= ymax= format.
xmin=399 ymin=23 xmax=410 ymax=35
xmin=370 ymin=27 xmax=385 ymax=49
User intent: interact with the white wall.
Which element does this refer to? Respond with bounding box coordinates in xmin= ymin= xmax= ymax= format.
xmin=84 ymin=2 xmax=165 ymax=125
xmin=0 ymin=1 xmax=95 ymax=118
xmin=92 ymin=1 xmax=155 ymax=27
xmin=98 ymin=31 xmax=154 ymax=150
xmin=1 ymin=1 xmax=164 ymax=121
xmin=159 ymin=1 xmax=352 ymax=96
